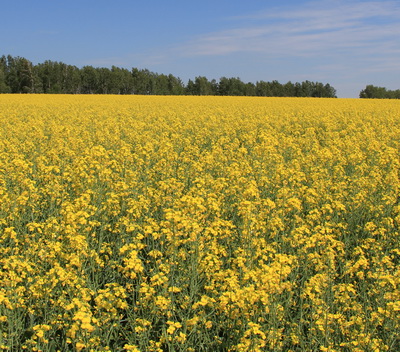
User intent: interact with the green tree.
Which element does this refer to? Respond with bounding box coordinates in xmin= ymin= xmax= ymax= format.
xmin=111 ymin=66 xmax=135 ymax=94
xmin=0 ymin=56 xmax=10 ymax=93
xmin=96 ymin=67 xmax=112 ymax=94
xmin=283 ymin=81 xmax=295 ymax=96
xmin=153 ymin=73 xmax=170 ymax=95
xmin=218 ymin=77 xmax=247 ymax=96
xmin=0 ymin=53 xmax=339 ymax=97
xmin=167 ymin=74 xmax=185 ymax=95
xmin=0 ymin=68 xmax=10 ymax=93
xmin=81 ymin=66 xmax=99 ymax=94
xmin=244 ymin=82 xmax=256 ymax=96
xmin=5 ymin=55 xmax=38 ymax=93
xmin=36 ymin=60 xmax=64 ymax=93
xmin=63 ymin=64 xmax=82 ymax=94
xmin=270 ymin=80 xmax=284 ymax=96
xmin=132 ymin=68 xmax=153 ymax=94
xmin=359 ymin=85 xmax=398 ymax=99
xmin=323 ymin=83 xmax=337 ymax=98
xmin=255 ymin=81 xmax=272 ymax=96
xmin=186 ymin=76 xmax=214 ymax=95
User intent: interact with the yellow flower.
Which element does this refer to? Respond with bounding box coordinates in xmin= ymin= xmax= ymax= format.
xmin=75 ymin=342 xmax=86 ymax=351
xmin=166 ymin=321 xmax=182 ymax=334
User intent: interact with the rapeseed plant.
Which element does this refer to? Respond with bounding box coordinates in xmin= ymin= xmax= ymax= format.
xmin=0 ymin=95 xmax=399 ymax=351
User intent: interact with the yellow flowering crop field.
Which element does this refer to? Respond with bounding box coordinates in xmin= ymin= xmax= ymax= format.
xmin=0 ymin=95 xmax=399 ymax=352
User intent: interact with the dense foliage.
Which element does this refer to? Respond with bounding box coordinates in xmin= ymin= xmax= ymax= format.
xmin=359 ymin=85 xmax=400 ymax=99
xmin=0 ymin=55 xmax=337 ymax=97
xmin=1 ymin=95 xmax=399 ymax=351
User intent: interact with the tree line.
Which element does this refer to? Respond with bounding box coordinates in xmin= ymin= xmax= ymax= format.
xmin=0 ymin=54 xmax=337 ymax=97
xmin=359 ymin=85 xmax=400 ymax=99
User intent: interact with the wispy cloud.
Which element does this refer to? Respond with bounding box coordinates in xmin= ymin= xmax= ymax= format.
xmin=178 ymin=0 xmax=400 ymax=65
xmin=87 ymin=0 xmax=400 ymax=71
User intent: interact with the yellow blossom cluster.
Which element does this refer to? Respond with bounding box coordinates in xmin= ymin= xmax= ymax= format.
xmin=0 ymin=95 xmax=399 ymax=351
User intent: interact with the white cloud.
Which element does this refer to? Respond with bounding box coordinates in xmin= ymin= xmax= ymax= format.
xmin=178 ymin=0 xmax=400 ymax=66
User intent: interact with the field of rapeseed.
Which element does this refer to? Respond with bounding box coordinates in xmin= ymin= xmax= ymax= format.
xmin=0 ymin=95 xmax=399 ymax=351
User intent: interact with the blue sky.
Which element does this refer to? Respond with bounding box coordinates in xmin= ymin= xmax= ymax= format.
xmin=2 ymin=0 xmax=400 ymax=97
